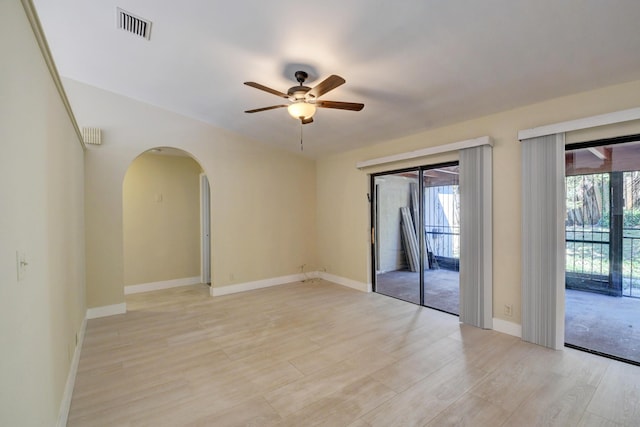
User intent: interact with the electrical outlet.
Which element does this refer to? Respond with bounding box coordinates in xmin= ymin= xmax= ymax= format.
xmin=504 ymin=304 xmax=513 ymax=317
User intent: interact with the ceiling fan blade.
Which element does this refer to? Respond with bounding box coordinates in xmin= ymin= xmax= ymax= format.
xmin=244 ymin=105 xmax=288 ymax=113
xmin=244 ymin=82 xmax=289 ymax=98
xmin=316 ymin=100 xmax=364 ymax=111
xmin=306 ymin=75 xmax=346 ymax=99
xmin=301 ymin=117 xmax=314 ymax=125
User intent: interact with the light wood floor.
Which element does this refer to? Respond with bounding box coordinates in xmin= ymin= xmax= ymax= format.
xmin=68 ymin=280 xmax=640 ymax=426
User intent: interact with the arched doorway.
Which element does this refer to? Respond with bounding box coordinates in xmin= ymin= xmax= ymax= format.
xmin=122 ymin=147 xmax=211 ymax=294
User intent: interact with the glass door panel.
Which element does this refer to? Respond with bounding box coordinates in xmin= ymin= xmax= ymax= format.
xmin=565 ymin=174 xmax=611 ymax=294
xmin=422 ymin=165 xmax=460 ymax=314
xmin=373 ymin=170 xmax=421 ymax=304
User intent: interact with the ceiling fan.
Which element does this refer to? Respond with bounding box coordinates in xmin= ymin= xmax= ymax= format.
xmin=244 ymin=71 xmax=364 ymax=124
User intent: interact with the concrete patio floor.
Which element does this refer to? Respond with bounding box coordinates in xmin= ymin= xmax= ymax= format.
xmin=566 ymin=289 xmax=640 ymax=364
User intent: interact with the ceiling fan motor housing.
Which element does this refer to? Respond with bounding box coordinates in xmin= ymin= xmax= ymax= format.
xmin=288 ymin=86 xmax=311 ymax=101
xmin=288 ymin=70 xmax=312 ymax=101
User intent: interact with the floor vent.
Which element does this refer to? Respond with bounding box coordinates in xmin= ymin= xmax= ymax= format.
xmin=117 ymin=8 xmax=151 ymax=40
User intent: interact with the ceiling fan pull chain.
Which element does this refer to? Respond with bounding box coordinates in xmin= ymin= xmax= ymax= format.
xmin=300 ymin=122 xmax=304 ymax=151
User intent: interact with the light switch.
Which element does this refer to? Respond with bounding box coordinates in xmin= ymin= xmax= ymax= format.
xmin=16 ymin=251 xmax=28 ymax=281
xmin=155 ymin=193 xmax=163 ymax=202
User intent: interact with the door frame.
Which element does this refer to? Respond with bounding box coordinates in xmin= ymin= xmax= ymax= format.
xmin=200 ymin=173 xmax=211 ymax=285
xmin=370 ymin=161 xmax=459 ymax=308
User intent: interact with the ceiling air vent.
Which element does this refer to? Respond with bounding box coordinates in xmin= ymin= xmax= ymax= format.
xmin=82 ymin=127 xmax=102 ymax=145
xmin=116 ymin=8 xmax=151 ymax=40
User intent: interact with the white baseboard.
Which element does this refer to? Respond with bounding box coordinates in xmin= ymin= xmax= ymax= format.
xmin=209 ymin=271 xmax=371 ymax=297
xmin=319 ymin=272 xmax=371 ymax=292
xmin=210 ymin=273 xmax=307 ymax=296
xmin=124 ymin=276 xmax=201 ymax=295
xmin=86 ymin=303 xmax=127 ymax=319
xmin=56 ymin=317 xmax=86 ymax=427
xmin=493 ymin=318 xmax=522 ymax=338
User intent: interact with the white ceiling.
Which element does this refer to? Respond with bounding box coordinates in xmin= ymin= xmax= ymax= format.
xmin=33 ymin=0 xmax=640 ymax=157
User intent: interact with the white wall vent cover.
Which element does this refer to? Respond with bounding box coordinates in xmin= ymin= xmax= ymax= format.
xmin=116 ymin=8 xmax=151 ymax=40
xmin=82 ymin=127 xmax=102 ymax=145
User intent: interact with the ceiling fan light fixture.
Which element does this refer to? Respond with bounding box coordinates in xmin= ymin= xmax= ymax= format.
xmin=288 ymin=101 xmax=316 ymax=120
xmin=245 ymin=72 xmax=362 ymax=125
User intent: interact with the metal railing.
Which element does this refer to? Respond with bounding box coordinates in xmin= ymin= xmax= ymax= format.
xmin=565 ymin=227 xmax=640 ymax=298
xmin=425 ymin=226 xmax=460 ymax=271
xmin=623 ymin=233 xmax=640 ymax=297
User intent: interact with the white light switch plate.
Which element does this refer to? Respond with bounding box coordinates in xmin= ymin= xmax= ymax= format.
xmin=16 ymin=251 xmax=27 ymax=281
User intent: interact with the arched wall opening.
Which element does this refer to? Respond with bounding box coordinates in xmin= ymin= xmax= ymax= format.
xmin=122 ymin=146 xmax=211 ymax=295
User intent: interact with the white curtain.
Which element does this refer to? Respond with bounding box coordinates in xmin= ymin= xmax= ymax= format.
xmin=459 ymin=145 xmax=493 ymax=329
xmin=521 ymin=133 xmax=565 ymax=349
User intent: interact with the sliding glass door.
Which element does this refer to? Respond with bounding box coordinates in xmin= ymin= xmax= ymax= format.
xmin=565 ymin=136 xmax=640 ymax=364
xmin=372 ymin=163 xmax=460 ymax=315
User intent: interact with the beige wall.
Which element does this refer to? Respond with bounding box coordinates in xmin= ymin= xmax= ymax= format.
xmin=123 ymin=153 xmax=202 ymax=285
xmin=64 ymin=79 xmax=317 ymax=308
xmin=316 ymin=79 xmax=640 ymax=326
xmin=0 ymin=1 xmax=86 ymax=425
